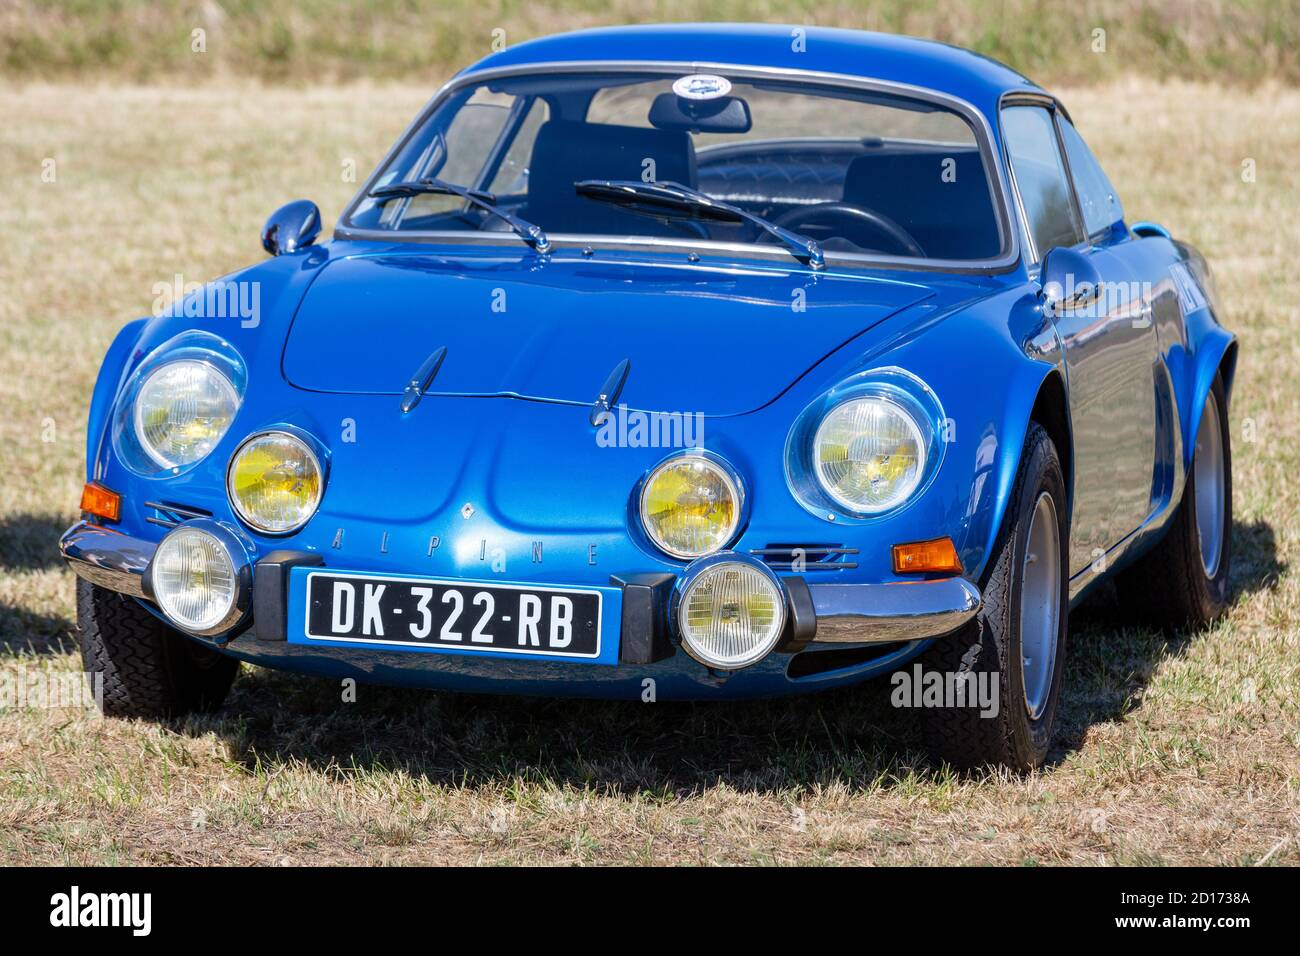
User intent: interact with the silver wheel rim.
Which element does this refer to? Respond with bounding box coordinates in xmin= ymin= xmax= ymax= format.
xmin=1194 ymin=391 xmax=1225 ymax=578
xmin=1020 ymin=491 xmax=1061 ymax=721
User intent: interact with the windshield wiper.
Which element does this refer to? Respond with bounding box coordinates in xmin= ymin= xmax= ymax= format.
xmin=369 ymin=177 xmax=551 ymax=252
xmin=575 ymin=179 xmax=824 ymax=270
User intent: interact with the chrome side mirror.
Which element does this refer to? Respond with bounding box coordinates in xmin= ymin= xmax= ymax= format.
xmin=1040 ymin=246 xmax=1102 ymax=318
xmin=261 ymin=200 xmax=321 ymax=256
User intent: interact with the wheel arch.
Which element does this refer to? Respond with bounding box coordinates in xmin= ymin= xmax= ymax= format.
xmin=1028 ymin=369 xmax=1073 ymax=522
xmin=1217 ymin=338 xmax=1239 ymax=402
xmin=1182 ymin=326 xmax=1237 ymax=473
xmin=958 ymin=356 xmax=1071 ymax=585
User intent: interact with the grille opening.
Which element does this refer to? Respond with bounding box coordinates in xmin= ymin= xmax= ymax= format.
xmin=787 ymin=642 xmax=905 ymax=679
xmin=751 ymin=543 xmax=858 ymax=572
xmin=144 ymin=500 xmax=213 ymax=528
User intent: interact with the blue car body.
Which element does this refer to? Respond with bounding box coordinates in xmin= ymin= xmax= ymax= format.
xmin=65 ymin=25 xmax=1236 ymax=700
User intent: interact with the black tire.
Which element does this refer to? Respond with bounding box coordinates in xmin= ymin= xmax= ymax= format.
xmin=1114 ymin=374 xmax=1232 ymax=630
xmin=915 ymin=422 xmax=1069 ymax=771
xmin=76 ymin=578 xmax=239 ymax=719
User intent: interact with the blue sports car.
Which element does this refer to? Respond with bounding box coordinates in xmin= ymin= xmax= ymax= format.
xmin=62 ymin=25 xmax=1235 ymax=770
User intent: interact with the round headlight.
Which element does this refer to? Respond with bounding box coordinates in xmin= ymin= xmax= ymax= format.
xmin=813 ymin=397 xmax=927 ymax=514
xmin=639 ymin=454 xmax=741 ymax=559
xmin=677 ymin=559 xmax=786 ymax=669
xmin=133 ymin=360 xmax=239 ymax=468
xmin=227 ymin=431 xmax=323 ymax=534
xmin=150 ymin=525 xmax=241 ymax=634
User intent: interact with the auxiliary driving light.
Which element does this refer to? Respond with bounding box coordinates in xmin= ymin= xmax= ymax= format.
xmin=146 ymin=520 xmax=251 ymax=636
xmin=675 ymin=555 xmax=787 ymax=670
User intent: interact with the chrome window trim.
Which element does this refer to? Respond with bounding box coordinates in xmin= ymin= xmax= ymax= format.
xmin=336 ymin=60 xmax=1024 ymax=275
xmin=997 ymin=91 xmax=1092 ymax=266
xmin=1051 ymin=112 xmax=1123 ymax=245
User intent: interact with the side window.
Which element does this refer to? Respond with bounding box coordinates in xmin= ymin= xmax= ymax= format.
xmin=1058 ymin=118 xmax=1123 ymax=237
xmin=1002 ymin=105 xmax=1084 ymax=258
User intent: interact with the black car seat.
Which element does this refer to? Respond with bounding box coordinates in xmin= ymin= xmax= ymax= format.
xmin=523 ymin=119 xmax=698 ymax=235
xmin=841 ymin=147 xmax=1001 ymax=259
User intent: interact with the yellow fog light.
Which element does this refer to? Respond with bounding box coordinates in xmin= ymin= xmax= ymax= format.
xmin=227 ymin=431 xmax=323 ymax=534
xmin=639 ymin=453 xmax=742 ymax=559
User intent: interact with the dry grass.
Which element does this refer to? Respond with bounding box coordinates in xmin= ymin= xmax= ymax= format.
xmin=4 ymin=0 xmax=1299 ymax=86
xmin=0 ymin=78 xmax=1297 ymax=865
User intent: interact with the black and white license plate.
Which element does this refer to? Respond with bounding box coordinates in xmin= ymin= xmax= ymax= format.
xmin=303 ymin=572 xmax=602 ymax=658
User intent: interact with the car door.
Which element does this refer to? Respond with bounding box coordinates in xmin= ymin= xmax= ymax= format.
xmin=1002 ymin=103 xmax=1158 ymax=577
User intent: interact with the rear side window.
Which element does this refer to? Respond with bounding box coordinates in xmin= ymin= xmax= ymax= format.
xmin=1058 ymin=118 xmax=1123 ymax=237
xmin=1002 ymin=105 xmax=1083 ymax=257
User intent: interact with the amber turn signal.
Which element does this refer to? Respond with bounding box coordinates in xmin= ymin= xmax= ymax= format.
xmin=892 ymin=536 xmax=962 ymax=574
xmin=80 ymin=482 xmax=121 ymax=522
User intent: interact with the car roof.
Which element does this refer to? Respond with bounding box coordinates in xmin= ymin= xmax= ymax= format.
xmin=461 ymin=24 xmax=1042 ymax=115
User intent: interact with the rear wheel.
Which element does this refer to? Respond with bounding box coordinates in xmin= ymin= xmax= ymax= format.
xmin=76 ymin=578 xmax=239 ymax=719
xmin=915 ymin=422 xmax=1069 ymax=771
xmin=1114 ymin=374 xmax=1232 ymax=629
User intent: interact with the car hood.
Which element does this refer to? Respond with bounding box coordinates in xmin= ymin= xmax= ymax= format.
xmin=281 ymin=252 xmax=933 ymax=417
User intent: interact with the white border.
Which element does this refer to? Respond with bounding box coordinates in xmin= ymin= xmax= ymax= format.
xmin=300 ymin=569 xmax=604 ymax=659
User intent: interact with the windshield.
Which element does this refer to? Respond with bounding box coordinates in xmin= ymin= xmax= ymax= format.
xmin=345 ymin=71 xmax=1007 ymax=262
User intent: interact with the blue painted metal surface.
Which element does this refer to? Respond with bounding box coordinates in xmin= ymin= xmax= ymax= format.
xmin=72 ymin=25 xmax=1234 ymax=700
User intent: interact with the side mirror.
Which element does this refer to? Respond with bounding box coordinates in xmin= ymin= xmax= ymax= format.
xmin=1040 ymin=246 xmax=1102 ymax=318
xmin=262 ymin=200 xmax=321 ymax=256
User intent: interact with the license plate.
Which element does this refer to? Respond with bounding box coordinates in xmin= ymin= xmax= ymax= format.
xmin=303 ymin=571 xmax=602 ymax=658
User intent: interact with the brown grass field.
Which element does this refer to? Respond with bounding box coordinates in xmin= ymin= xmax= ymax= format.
xmin=0 ymin=77 xmax=1297 ymax=865
xmin=4 ymin=0 xmax=1298 ymax=86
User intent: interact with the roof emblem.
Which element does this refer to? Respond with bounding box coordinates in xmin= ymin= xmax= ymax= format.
xmin=672 ymin=74 xmax=732 ymax=101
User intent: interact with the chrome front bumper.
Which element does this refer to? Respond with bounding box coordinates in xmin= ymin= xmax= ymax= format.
xmin=60 ymin=521 xmax=982 ymax=650
xmin=808 ymin=578 xmax=982 ymax=644
xmin=59 ymin=521 xmax=152 ymax=599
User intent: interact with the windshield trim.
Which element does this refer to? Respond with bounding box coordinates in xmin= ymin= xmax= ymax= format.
xmin=337 ymin=60 xmax=1022 ymax=274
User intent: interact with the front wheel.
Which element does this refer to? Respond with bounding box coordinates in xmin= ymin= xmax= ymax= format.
xmin=915 ymin=422 xmax=1069 ymax=771
xmin=76 ymin=579 xmax=239 ymax=719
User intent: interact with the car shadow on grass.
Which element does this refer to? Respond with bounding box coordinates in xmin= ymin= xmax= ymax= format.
xmin=0 ymin=513 xmax=72 ymax=573
xmin=0 ymin=603 xmax=76 ymax=656
xmin=184 ymin=517 xmax=1282 ymax=792
xmin=207 ymin=668 xmax=935 ymax=796
xmin=1053 ymin=517 xmax=1284 ymax=759
xmin=0 ymin=513 xmax=78 ymax=657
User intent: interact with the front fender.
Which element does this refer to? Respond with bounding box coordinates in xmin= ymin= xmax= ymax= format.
xmin=813 ymin=285 xmax=1065 ymax=584
xmin=85 ymin=317 xmax=147 ymax=480
xmin=948 ymin=353 xmax=1065 ymax=584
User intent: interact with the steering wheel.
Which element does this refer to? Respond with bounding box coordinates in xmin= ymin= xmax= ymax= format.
xmin=771 ymin=202 xmax=926 ymax=258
